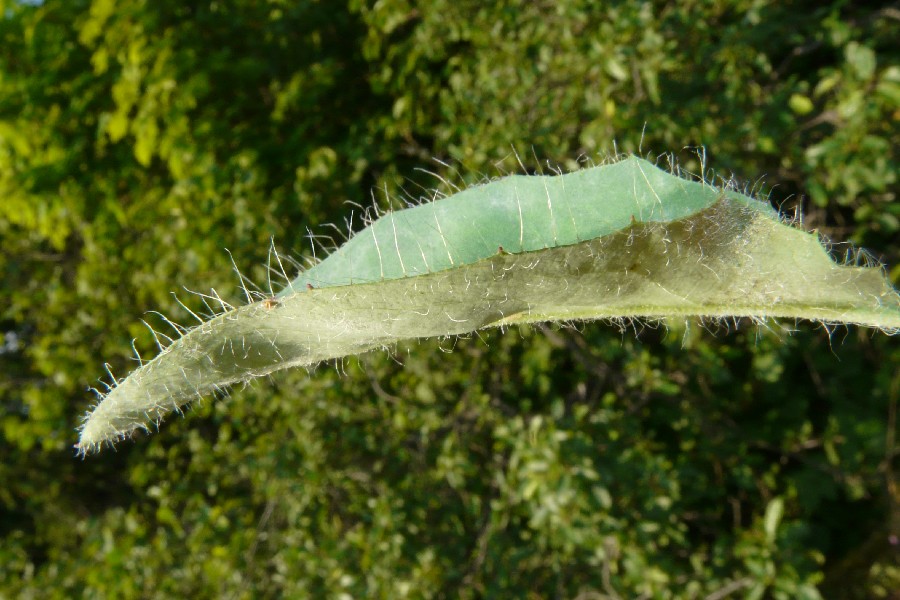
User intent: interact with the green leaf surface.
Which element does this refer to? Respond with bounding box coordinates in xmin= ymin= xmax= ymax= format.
xmin=77 ymin=156 xmax=900 ymax=452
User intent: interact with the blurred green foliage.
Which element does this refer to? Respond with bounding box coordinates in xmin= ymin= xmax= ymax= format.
xmin=0 ymin=0 xmax=897 ymax=598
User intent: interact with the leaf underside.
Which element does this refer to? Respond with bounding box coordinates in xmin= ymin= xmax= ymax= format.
xmin=78 ymin=157 xmax=900 ymax=452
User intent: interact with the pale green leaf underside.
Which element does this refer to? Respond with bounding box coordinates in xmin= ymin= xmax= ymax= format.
xmin=78 ymin=157 xmax=900 ymax=452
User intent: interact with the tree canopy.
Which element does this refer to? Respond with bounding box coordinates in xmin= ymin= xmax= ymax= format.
xmin=1 ymin=1 xmax=898 ymax=598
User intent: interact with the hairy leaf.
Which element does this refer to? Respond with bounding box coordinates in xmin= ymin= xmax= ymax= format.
xmin=77 ymin=156 xmax=900 ymax=452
